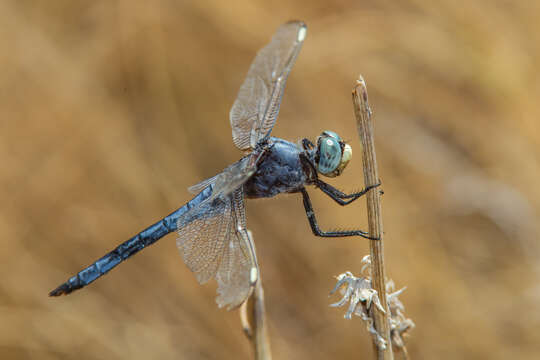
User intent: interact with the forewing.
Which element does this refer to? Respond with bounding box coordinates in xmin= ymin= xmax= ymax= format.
xmin=230 ymin=21 xmax=307 ymax=150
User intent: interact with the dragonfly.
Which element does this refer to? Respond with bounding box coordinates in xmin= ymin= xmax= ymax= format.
xmin=49 ymin=21 xmax=378 ymax=310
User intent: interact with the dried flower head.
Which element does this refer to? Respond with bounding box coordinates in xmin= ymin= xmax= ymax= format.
xmin=329 ymin=255 xmax=414 ymax=352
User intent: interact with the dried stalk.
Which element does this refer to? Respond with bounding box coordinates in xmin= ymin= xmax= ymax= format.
xmin=353 ymin=76 xmax=393 ymax=360
xmin=240 ymin=231 xmax=272 ymax=360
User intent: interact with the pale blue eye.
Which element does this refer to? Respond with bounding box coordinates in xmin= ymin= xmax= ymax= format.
xmin=321 ymin=130 xmax=341 ymax=142
xmin=318 ymin=136 xmax=342 ymax=174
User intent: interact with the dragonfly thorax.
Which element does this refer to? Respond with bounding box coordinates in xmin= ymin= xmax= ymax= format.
xmin=315 ymin=130 xmax=352 ymax=178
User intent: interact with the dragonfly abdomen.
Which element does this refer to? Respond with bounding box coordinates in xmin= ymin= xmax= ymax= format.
xmin=49 ymin=186 xmax=213 ymax=296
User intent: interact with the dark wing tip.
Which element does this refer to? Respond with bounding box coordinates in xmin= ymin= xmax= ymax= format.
xmin=49 ymin=283 xmax=72 ymax=297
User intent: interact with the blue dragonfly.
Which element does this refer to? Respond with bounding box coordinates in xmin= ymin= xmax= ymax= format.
xmin=50 ymin=21 xmax=377 ymax=309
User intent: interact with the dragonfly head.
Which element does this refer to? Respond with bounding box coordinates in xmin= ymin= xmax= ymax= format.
xmin=315 ymin=130 xmax=352 ymax=178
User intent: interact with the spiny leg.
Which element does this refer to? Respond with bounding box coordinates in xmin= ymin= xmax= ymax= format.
xmin=301 ymin=138 xmax=315 ymax=150
xmin=300 ymin=188 xmax=378 ymax=240
xmin=316 ymin=180 xmax=380 ymax=206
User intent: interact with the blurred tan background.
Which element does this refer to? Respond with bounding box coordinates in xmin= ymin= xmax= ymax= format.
xmin=1 ymin=1 xmax=540 ymax=359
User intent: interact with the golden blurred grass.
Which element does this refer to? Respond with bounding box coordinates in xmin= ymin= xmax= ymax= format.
xmin=1 ymin=1 xmax=540 ymax=359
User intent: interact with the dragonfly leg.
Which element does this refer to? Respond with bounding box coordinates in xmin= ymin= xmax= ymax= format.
xmin=316 ymin=180 xmax=380 ymax=206
xmin=301 ymin=138 xmax=315 ymax=150
xmin=300 ymin=188 xmax=378 ymax=240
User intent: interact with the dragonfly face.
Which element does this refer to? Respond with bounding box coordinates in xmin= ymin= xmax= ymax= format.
xmin=314 ymin=130 xmax=352 ymax=178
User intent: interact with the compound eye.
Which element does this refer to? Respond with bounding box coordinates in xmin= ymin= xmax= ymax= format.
xmin=321 ymin=130 xmax=342 ymax=142
xmin=317 ymin=136 xmax=342 ymax=176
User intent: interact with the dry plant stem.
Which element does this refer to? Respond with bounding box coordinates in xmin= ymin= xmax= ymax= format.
xmin=240 ymin=301 xmax=252 ymax=338
xmin=353 ymin=76 xmax=394 ymax=360
xmin=240 ymin=231 xmax=272 ymax=360
xmin=392 ymin=333 xmax=410 ymax=360
xmin=251 ymin=278 xmax=271 ymax=360
xmin=240 ymin=280 xmax=272 ymax=360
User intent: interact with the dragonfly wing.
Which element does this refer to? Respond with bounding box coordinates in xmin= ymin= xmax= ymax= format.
xmin=230 ymin=21 xmax=307 ymax=150
xmin=215 ymin=187 xmax=258 ymax=309
xmin=187 ymin=174 xmax=220 ymax=195
xmin=177 ymin=188 xmax=257 ymax=309
xmin=189 ymin=154 xmax=258 ymax=202
xmin=177 ymin=195 xmax=231 ymax=285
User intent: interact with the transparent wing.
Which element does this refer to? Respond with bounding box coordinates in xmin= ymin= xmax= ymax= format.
xmin=177 ymin=196 xmax=231 ymax=286
xmin=177 ymin=188 xmax=257 ymax=309
xmin=215 ymin=188 xmax=258 ymax=309
xmin=188 ymin=155 xmax=258 ymax=202
xmin=187 ymin=174 xmax=220 ymax=195
xmin=230 ymin=21 xmax=307 ymax=150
